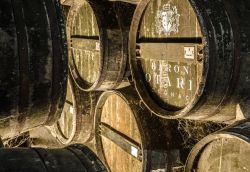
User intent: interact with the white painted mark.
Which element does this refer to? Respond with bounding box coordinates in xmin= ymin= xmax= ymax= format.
xmin=151 ymin=169 xmax=166 ymax=172
xmin=184 ymin=47 xmax=195 ymax=59
xmin=70 ymin=106 xmax=74 ymax=114
xmin=96 ymin=42 xmax=100 ymax=51
xmin=155 ymin=4 xmax=180 ymax=36
xmin=131 ymin=146 xmax=138 ymax=157
xmin=145 ymin=73 xmax=152 ymax=82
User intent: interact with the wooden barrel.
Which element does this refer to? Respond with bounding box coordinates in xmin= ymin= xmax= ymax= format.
xmin=49 ymin=75 xmax=101 ymax=144
xmin=129 ymin=0 xmax=250 ymax=122
xmin=0 ymin=144 xmax=107 ymax=172
xmin=67 ymin=0 xmax=134 ymax=91
xmin=0 ymin=0 xmax=68 ymax=139
xmin=95 ymin=87 xmax=183 ymax=172
xmin=185 ymin=120 xmax=250 ymax=172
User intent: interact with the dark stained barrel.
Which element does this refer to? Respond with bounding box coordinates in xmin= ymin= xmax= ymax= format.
xmin=67 ymin=0 xmax=134 ymax=91
xmin=0 ymin=0 xmax=68 ymax=139
xmin=49 ymin=75 xmax=101 ymax=144
xmin=185 ymin=120 xmax=250 ymax=172
xmin=95 ymin=87 xmax=183 ymax=172
xmin=0 ymin=144 xmax=107 ymax=172
xmin=129 ymin=0 xmax=250 ymax=122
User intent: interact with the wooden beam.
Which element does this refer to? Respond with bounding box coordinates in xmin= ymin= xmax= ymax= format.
xmin=138 ymin=42 xmax=202 ymax=62
xmin=99 ymin=122 xmax=142 ymax=161
xmin=70 ymin=37 xmax=100 ymax=52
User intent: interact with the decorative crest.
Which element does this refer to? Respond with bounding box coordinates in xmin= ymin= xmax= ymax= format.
xmin=155 ymin=3 xmax=180 ymax=36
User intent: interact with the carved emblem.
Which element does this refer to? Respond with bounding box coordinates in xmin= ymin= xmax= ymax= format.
xmin=155 ymin=4 xmax=180 ymax=36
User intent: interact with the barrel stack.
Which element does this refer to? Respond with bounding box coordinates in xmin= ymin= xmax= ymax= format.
xmin=61 ymin=0 xmax=186 ymax=171
xmin=48 ymin=1 xmax=135 ymax=146
xmin=128 ymin=0 xmax=250 ymax=170
xmin=1 ymin=0 xmax=250 ymax=172
xmin=48 ymin=0 xmax=134 ymax=146
xmin=58 ymin=0 xmax=250 ymax=171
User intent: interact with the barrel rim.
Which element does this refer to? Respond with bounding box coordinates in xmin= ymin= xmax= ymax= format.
xmin=185 ymin=125 xmax=250 ymax=172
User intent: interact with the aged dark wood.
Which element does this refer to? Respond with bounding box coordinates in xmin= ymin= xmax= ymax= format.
xmin=0 ymin=144 xmax=107 ymax=172
xmin=185 ymin=120 xmax=250 ymax=172
xmin=95 ymin=87 xmax=183 ymax=172
xmin=67 ymin=0 xmax=134 ymax=91
xmin=129 ymin=0 xmax=250 ymax=122
xmin=49 ymin=75 xmax=101 ymax=145
xmin=0 ymin=0 xmax=67 ymax=139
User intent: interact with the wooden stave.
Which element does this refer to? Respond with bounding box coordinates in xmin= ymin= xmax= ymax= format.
xmin=0 ymin=0 xmax=68 ymax=139
xmin=67 ymin=0 xmax=131 ymax=91
xmin=0 ymin=144 xmax=107 ymax=172
xmin=94 ymin=87 xmax=183 ymax=172
xmin=185 ymin=120 xmax=250 ymax=172
xmin=129 ymin=0 xmax=250 ymax=122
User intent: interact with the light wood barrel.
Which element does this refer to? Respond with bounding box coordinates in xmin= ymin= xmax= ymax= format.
xmin=129 ymin=0 xmax=250 ymax=122
xmin=0 ymin=0 xmax=67 ymax=139
xmin=185 ymin=120 xmax=250 ymax=172
xmin=95 ymin=87 xmax=183 ymax=172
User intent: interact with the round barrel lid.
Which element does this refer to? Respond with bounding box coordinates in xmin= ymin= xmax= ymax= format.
xmin=67 ymin=1 xmax=101 ymax=90
xmin=95 ymin=89 xmax=183 ymax=171
xmin=129 ymin=0 xmax=206 ymax=118
xmin=186 ymin=121 xmax=250 ymax=172
xmin=95 ymin=92 xmax=143 ymax=172
xmin=196 ymin=137 xmax=250 ymax=172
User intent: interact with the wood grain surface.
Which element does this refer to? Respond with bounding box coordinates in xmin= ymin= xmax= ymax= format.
xmin=100 ymin=94 xmax=142 ymax=172
xmin=69 ymin=2 xmax=100 ymax=85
